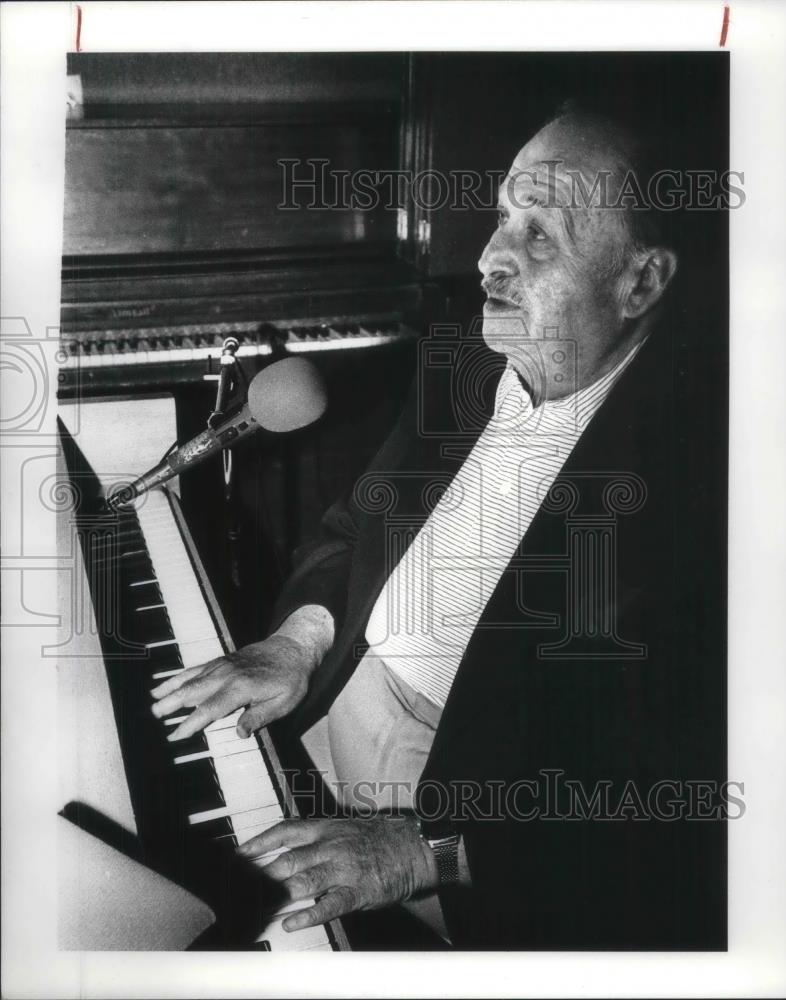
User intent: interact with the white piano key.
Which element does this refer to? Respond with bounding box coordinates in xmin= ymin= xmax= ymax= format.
xmin=217 ymin=764 xmax=272 ymax=790
xmin=205 ymin=725 xmax=247 ymax=745
xmin=229 ymin=805 xmax=284 ymax=832
xmin=219 ymin=776 xmax=275 ymax=805
xmin=176 ymin=637 xmax=225 ymax=667
xmin=213 ymin=752 xmax=271 ymax=784
xmin=136 ymin=495 xmax=221 ymax=660
xmin=222 ymin=784 xmax=279 ymax=814
xmin=206 ymin=739 xmax=263 ymax=760
xmin=205 ymin=709 xmax=242 ymax=733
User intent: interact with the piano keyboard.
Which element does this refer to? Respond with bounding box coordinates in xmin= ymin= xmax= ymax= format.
xmin=59 ymin=317 xmax=417 ymax=371
xmin=78 ymin=486 xmax=347 ymax=951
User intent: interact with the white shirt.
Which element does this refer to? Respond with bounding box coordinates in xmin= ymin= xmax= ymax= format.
xmin=364 ymin=340 xmax=644 ymax=709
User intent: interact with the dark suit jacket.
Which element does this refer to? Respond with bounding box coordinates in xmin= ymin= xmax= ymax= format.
xmin=271 ymin=313 xmax=727 ymax=950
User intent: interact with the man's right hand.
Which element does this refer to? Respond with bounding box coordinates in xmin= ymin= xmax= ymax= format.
xmin=150 ymin=604 xmax=334 ymax=742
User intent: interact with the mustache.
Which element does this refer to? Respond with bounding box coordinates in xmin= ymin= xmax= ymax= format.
xmin=481 ymin=276 xmax=522 ymax=306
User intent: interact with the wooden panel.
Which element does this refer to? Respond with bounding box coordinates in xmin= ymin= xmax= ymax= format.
xmin=64 ymin=120 xmax=397 ymax=255
xmin=67 ymin=52 xmax=404 ymax=109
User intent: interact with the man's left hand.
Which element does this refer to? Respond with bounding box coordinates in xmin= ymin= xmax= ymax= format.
xmin=237 ymin=816 xmax=438 ymax=932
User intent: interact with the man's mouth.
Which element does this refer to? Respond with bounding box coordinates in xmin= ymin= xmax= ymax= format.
xmin=481 ymin=278 xmax=521 ymax=311
xmin=483 ymin=295 xmax=520 ymax=313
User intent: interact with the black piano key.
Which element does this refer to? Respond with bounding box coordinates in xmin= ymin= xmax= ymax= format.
xmin=128 ymin=604 xmax=175 ymax=637
xmin=144 ymin=644 xmax=181 ymax=663
xmin=169 ymin=731 xmax=210 ymax=759
xmin=177 ymin=759 xmax=224 ymax=815
xmin=185 ymin=815 xmax=234 ymax=843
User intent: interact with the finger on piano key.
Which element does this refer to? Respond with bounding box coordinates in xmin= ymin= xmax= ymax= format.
xmin=170 ymin=731 xmax=210 ymax=761
xmin=151 ymin=661 xmax=218 ymax=699
xmin=200 ymin=736 xmax=263 ymax=760
xmin=152 ymin=667 xmax=228 ymax=714
xmin=236 ymin=818 xmax=318 ymax=857
xmin=174 ymin=739 xmax=260 ymax=765
xmin=257 ymin=915 xmax=333 ymax=951
xmin=152 ymin=667 xmax=183 ymax=682
xmin=205 ymin=708 xmax=243 ymax=732
xmin=250 ymin=846 xmax=289 ymax=867
xmin=162 ymin=714 xmax=189 ymax=727
xmin=204 ymin=723 xmax=249 ymax=745
xmin=165 ymin=693 xmax=252 ymax=741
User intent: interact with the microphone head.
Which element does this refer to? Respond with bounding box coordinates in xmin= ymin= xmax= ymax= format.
xmin=247 ymin=357 xmax=327 ymax=433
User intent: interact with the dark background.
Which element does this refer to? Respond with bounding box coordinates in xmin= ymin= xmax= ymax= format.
xmin=63 ymin=51 xmax=729 ymax=646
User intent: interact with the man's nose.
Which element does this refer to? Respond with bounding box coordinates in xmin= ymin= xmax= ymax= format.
xmin=477 ymin=229 xmax=516 ymax=278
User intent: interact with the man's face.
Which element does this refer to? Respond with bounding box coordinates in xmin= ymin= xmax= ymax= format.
xmin=478 ymin=116 xmax=636 ymax=401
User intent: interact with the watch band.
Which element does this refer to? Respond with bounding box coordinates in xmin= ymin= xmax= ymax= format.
xmin=426 ymin=832 xmax=460 ymax=885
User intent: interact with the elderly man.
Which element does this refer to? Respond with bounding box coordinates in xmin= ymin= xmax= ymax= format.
xmin=152 ymin=107 xmax=726 ymax=949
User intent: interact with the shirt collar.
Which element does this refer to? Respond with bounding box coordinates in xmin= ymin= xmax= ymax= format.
xmin=493 ymin=336 xmax=647 ymax=429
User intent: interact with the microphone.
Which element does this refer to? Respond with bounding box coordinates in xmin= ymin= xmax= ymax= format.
xmin=107 ymin=357 xmax=326 ymax=508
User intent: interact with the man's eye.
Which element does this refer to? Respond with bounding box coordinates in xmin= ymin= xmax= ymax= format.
xmin=497 ymin=211 xmax=507 ymax=227
xmin=527 ymin=224 xmax=547 ymax=241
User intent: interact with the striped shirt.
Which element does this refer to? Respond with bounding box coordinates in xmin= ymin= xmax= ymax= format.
xmin=364 ymin=340 xmax=645 ymax=709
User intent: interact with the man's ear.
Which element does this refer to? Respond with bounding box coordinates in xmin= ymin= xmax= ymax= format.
xmin=621 ymin=248 xmax=678 ymax=320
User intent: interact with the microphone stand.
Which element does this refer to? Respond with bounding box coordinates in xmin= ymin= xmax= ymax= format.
xmin=204 ymin=338 xmax=243 ymax=595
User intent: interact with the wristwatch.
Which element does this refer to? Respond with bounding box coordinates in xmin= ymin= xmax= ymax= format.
xmin=417 ymin=818 xmax=460 ymax=885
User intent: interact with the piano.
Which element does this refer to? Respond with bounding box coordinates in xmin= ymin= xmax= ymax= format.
xmin=57 ymin=395 xmax=349 ymax=951
xmin=55 ymin=77 xmax=435 ymax=948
